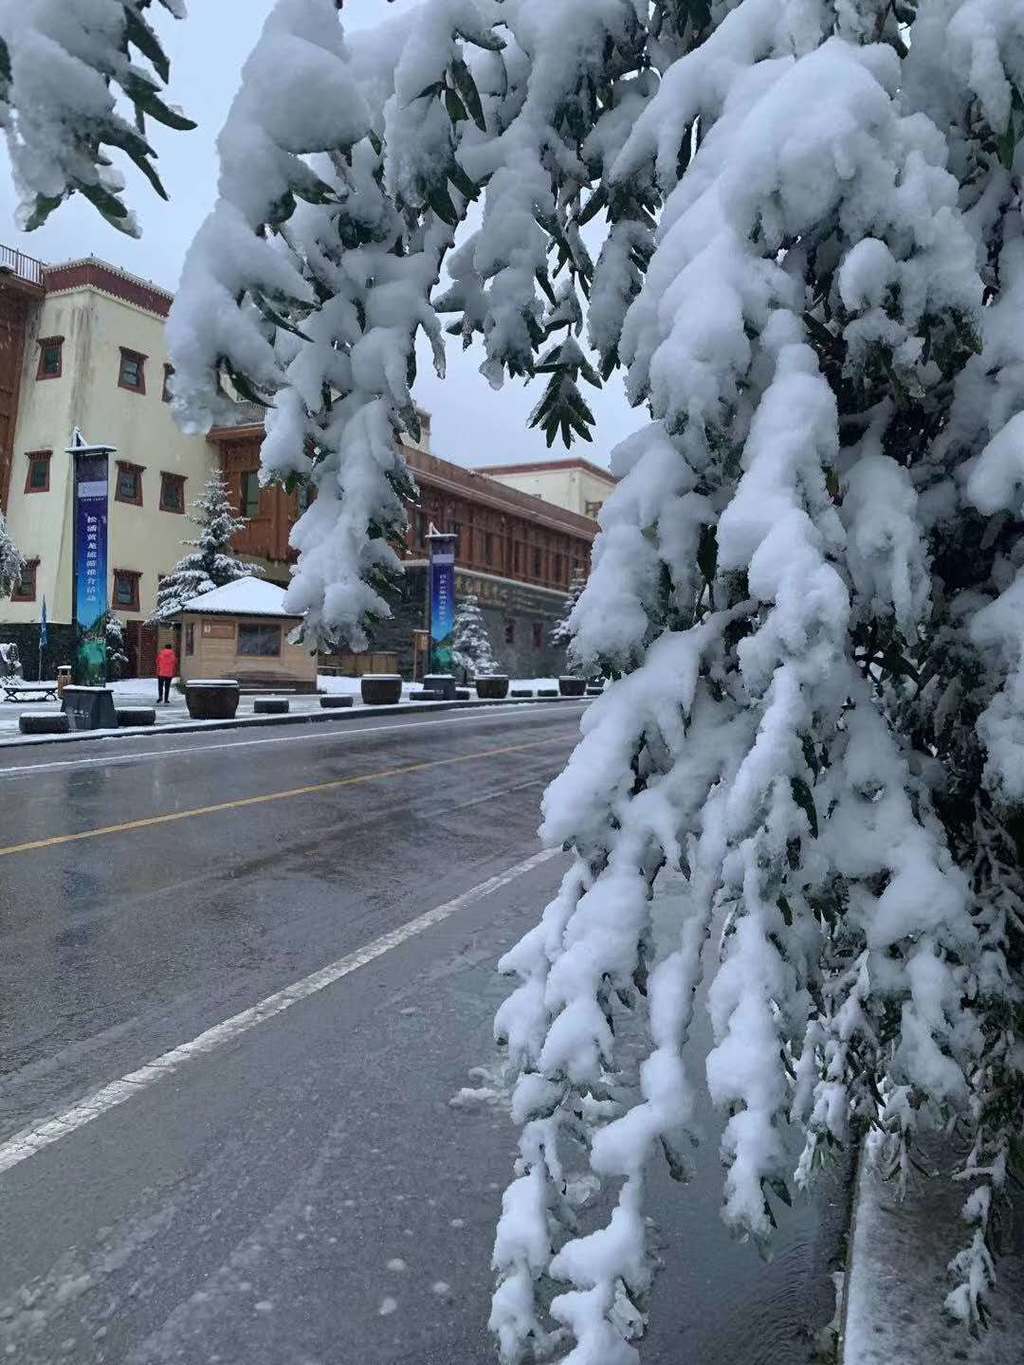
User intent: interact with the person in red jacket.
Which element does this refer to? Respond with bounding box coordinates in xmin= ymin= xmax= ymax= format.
xmin=156 ymin=644 xmax=178 ymax=704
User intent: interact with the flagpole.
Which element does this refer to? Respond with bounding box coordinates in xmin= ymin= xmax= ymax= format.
xmin=38 ymin=596 xmax=47 ymax=682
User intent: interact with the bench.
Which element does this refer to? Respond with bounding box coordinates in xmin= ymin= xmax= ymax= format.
xmin=3 ymin=681 xmax=58 ymax=703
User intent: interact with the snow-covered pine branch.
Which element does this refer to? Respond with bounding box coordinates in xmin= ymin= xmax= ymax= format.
xmin=149 ymin=473 xmax=259 ymax=622
xmin=164 ymin=0 xmax=1024 ymax=1355
xmin=0 ymin=510 xmax=24 ymax=598
xmin=0 ymin=0 xmax=192 ymax=235
xmin=550 ymin=565 xmax=587 ymax=650
xmin=451 ymin=593 xmax=498 ymax=680
xmin=168 ymin=0 xmax=672 ymax=650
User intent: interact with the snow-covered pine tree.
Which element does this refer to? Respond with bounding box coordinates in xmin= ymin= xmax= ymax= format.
xmin=165 ymin=0 xmax=1024 ymax=1354
xmin=550 ymin=566 xmax=588 ymax=649
xmin=150 ymin=473 xmax=260 ymax=622
xmin=0 ymin=0 xmax=192 ymax=235
xmin=104 ymin=615 xmax=129 ymax=679
xmin=451 ymin=594 xmax=498 ymax=680
xmin=0 ymin=510 xmax=24 ymax=598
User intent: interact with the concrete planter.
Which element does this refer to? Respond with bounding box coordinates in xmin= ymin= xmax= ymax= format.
xmin=410 ymin=689 xmax=444 ymax=701
xmin=62 ymin=685 xmax=118 ymax=731
xmin=538 ymin=688 xmax=559 ymax=698
xmin=361 ymin=674 xmax=402 ymax=705
xmin=320 ymin=695 xmax=354 ymax=709
xmin=585 ymin=685 xmax=604 ymax=697
xmin=19 ymin=711 xmax=69 ymax=735
xmin=558 ymin=676 xmax=586 ymax=697
xmin=185 ymin=680 xmax=240 ymax=720
xmin=116 ymin=707 xmax=156 ymax=727
xmin=455 ymin=688 xmax=471 ymax=701
xmin=510 ymin=688 xmax=534 ymax=698
xmin=254 ymin=697 xmax=289 ymax=715
xmin=474 ymin=675 xmax=509 ymax=699
xmin=422 ymin=673 xmax=456 ymax=700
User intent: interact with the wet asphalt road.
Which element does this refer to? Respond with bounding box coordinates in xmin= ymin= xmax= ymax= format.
xmin=0 ymin=704 xmax=847 ymax=1364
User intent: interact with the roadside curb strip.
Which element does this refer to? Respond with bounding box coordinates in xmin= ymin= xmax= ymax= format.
xmin=0 ymin=694 xmax=588 ymax=752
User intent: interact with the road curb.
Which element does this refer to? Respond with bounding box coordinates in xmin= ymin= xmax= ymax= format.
xmin=0 ymin=694 xmax=588 ymax=752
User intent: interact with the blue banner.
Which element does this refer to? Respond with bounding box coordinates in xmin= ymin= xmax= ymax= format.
xmin=74 ymin=452 xmax=109 ymax=684
xmin=429 ymin=534 xmax=457 ymax=672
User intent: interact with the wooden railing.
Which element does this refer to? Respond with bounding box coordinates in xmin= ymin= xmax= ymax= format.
xmin=0 ymin=244 xmax=45 ymax=287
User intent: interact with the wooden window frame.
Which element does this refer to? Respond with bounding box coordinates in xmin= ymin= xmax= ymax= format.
xmin=504 ymin=619 xmax=516 ymax=646
xmin=159 ymin=471 xmax=186 ymax=514
xmin=36 ymin=336 xmax=63 ymax=380
xmin=112 ymin=569 xmax=141 ymax=613
xmin=115 ymin=461 xmax=145 ymax=507
xmin=24 ymin=450 xmax=51 ymax=494
xmin=161 ymin=363 xmax=174 ymax=403
xmin=118 ymin=347 xmax=147 ymax=394
xmin=11 ymin=558 xmax=38 ymax=602
xmin=239 ymin=470 xmax=261 ymax=519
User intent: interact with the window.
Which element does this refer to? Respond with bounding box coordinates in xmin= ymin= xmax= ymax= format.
xmin=513 ymin=542 xmax=522 ymax=574
xmin=585 ymin=500 xmax=603 ymax=519
xmin=240 ymin=471 xmax=261 ymax=519
xmin=160 ymin=472 xmax=185 ymax=513
xmin=237 ymin=622 xmax=281 ymax=656
xmin=554 ymin=553 xmax=564 ymax=583
xmin=532 ymin=621 xmax=543 ymax=648
xmin=116 ymin=462 xmax=144 ymax=506
xmin=113 ymin=570 xmax=141 ymax=611
xmin=162 ymin=364 xmax=174 ymax=403
xmin=24 ymin=450 xmax=51 ymax=493
xmin=484 ymin=532 xmax=494 ymax=565
xmin=505 ymin=619 xmax=516 ymax=645
xmin=11 ymin=559 xmax=38 ymax=602
xmin=532 ymin=547 xmax=543 ymax=578
xmin=36 ymin=337 xmax=63 ymax=380
xmin=185 ymin=622 xmax=195 ymax=656
xmin=118 ymin=348 xmax=147 ymax=393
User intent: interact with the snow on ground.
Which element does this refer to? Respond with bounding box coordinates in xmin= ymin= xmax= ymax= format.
xmin=0 ymin=675 xmax=577 ymax=741
xmin=844 ymin=1137 xmax=1024 ymax=1364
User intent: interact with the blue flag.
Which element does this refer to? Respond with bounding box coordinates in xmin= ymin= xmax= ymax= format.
xmin=40 ymin=596 xmax=48 ymax=649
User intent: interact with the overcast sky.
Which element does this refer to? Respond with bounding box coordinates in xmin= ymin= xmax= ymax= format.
xmin=0 ymin=0 xmax=637 ymax=470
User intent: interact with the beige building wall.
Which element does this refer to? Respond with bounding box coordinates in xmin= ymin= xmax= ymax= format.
xmin=2 ymin=277 xmax=219 ymax=627
xmin=483 ymin=463 xmax=615 ymax=520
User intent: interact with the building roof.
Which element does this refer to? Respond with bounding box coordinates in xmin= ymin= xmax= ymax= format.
xmin=179 ymin=576 xmax=300 ymax=618
xmin=476 ymin=456 xmax=617 ymax=484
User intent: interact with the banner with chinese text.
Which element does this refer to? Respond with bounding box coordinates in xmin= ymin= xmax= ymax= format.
xmin=428 ymin=534 xmax=456 ymax=673
xmin=74 ymin=452 xmax=109 ymax=684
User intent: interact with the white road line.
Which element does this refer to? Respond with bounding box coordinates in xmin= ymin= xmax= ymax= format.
xmin=0 ymin=846 xmax=562 ymax=1175
xmin=0 ymin=705 xmax=582 ymax=778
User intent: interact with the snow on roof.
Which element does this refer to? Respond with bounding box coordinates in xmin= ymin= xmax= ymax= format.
xmin=179 ymin=576 xmax=301 ymax=618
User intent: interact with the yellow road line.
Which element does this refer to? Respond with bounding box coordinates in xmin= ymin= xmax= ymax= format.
xmin=0 ymin=736 xmax=561 ymax=860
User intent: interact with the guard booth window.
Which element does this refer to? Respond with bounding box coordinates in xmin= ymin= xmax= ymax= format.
xmin=237 ymin=623 xmax=281 ymax=656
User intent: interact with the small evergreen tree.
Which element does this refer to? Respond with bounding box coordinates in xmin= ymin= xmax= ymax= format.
xmin=550 ymin=567 xmax=587 ymax=649
xmin=150 ymin=474 xmax=260 ymax=622
xmin=450 ymin=595 xmax=498 ymax=680
xmin=0 ymin=512 xmax=24 ymax=599
xmin=104 ymin=615 xmax=129 ymax=680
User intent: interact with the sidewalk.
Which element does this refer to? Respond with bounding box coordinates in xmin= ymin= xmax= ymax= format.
xmin=0 ymin=675 xmax=584 ymax=749
xmin=842 ymin=1135 xmax=1024 ymax=1363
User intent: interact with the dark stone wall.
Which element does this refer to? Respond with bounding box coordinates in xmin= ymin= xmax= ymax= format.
xmin=368 ymin=566 xmax=572 ymax=680
xmin=0 ymin=622 xmax=76 ymax=680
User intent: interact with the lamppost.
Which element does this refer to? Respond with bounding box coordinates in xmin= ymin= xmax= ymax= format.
xmin=66 ymin=428 xmax=117 ymax=685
